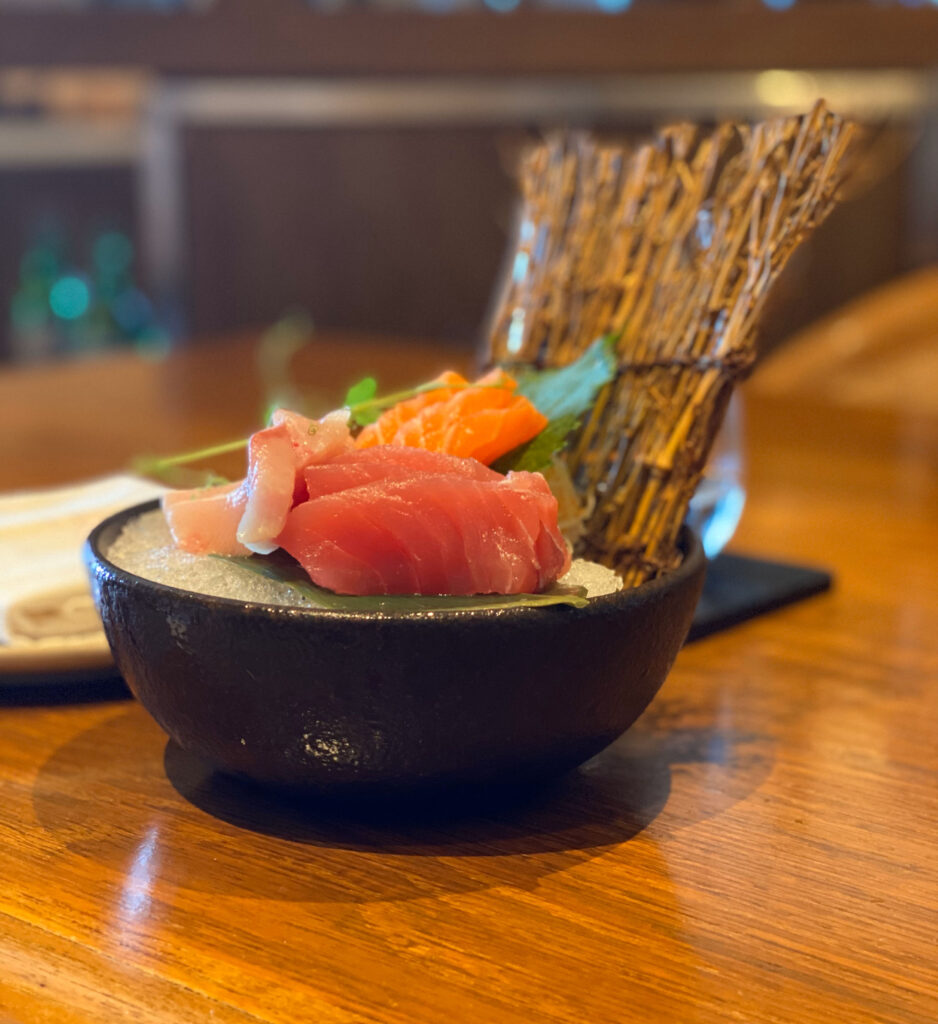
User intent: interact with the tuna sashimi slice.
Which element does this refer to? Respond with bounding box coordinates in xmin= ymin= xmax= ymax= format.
xmin=162 ymin=481 xmax=250 ymax=556
xmin=495 ymin=471 xmax=571 ymax=591
xmin=276 ymin=467 xmax=571 ymax=596
xmin=304 ymin=445 xmax=500 ymax=500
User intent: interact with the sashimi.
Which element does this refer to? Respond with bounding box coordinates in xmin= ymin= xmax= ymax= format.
xmin=162 ymin=409 xmax=354 ymax=556
xmin=237 ymin=408 xmax=354 ymax=554
xmin=271 ymin=407 xmax=353 ymax=465
xmin=162 ymin=481 xmax=250 ymax=557
xmin=277 ymin=453 xmax=571 ymax=596
xmin=355 ymin=368 xmax=547 ymax=466
xmin=356 ymin=371 xmax=468 ymax=447
xmin=236 ymin=422 xmax=296 ymax=554
xmin=304 ymin=445 xmax=499 ymax=500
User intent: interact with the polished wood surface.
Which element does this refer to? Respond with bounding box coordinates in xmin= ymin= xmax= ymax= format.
xmin=756 ymin=265 xmax=938 ymax=415
xmin=2 ymin=334 xmax=937 ymax=1023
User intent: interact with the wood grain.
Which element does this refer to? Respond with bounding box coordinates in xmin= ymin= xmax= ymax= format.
xmin=754 ymin=266 xmax=938 ymax=415
xmin=1 ymin=334 xmax=937 ymax=1023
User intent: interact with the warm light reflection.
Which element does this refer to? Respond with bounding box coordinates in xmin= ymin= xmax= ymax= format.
xmin=754 ymin=69 xmax=820 ymax=109
xmin=120 ymin=826 xmax=160 ymax=922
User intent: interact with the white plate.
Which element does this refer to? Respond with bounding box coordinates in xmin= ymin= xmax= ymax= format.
xmin=0 ymin=630 xmax=116 ymax=685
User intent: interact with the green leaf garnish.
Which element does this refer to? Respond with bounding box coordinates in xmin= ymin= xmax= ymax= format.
xmin=512 ymin=335 xmax=617 ymax=421
xmin=217 ymin=552 xmax=588 ymax=612
xmin=344 ymin=376 xmax=379 ymax=424
xmin=491 ymin=413 xmax=580 ymax=474
xmin=493 ymin=336 xmax=617 ymax=473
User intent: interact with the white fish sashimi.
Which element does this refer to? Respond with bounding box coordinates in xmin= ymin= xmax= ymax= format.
xmin=163 ymin=409 xmax=354 ymax=557
xmin=271 ymin=408 xmax=353 ymax=464
xmin=237 ymin=409 xmax=355 ymax=554
xmin=162 ymin=481 xmax=250 ymax=556
xmin=236 ymin=423 xmax=296 ymax=554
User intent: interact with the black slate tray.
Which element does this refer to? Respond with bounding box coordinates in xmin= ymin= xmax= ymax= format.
xmin=688 ymin=551 xmax=832 ymax=643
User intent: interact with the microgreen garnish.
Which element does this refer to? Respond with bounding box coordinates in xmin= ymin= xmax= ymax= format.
xmin=257 ymin=310 xmax=314 ymax=420
xmin=343 ymin=376 xmax=378 ymax=422
xmin=132 ymin=439 xmax=248 ymax=484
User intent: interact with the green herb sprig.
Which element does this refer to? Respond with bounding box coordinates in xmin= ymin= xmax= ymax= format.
xmin=134 ymin=336 xmax=616 ymax=483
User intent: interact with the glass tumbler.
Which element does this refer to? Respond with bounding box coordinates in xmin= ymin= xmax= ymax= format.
xmin=685 ymin=393 xmax=746 ymax=559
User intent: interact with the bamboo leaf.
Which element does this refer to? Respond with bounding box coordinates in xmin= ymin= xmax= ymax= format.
xmin=216 ymin=553 xmax=589 ymax=612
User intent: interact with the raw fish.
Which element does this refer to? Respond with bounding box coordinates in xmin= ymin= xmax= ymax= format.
xmin=162 ymin=481 xmax=250 ymax=557
xmin=163 ymin=409 xmax=354 ymax=556
xmin=355 ymin=369 xmax=547 ymax=465
xmin=304 ymin=445 xmax=499 ymax=500
xmin=277 ymin=453 xmax=571 ymax=596
xmin=238 ymin=408 xmax=354 ymax=554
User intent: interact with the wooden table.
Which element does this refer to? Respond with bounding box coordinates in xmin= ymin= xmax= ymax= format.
xmin=1 ymin=333 xmax=936 ymax=1024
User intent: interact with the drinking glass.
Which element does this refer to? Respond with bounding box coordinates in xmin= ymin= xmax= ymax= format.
xmin=686 ymin=393 xmax=746 ymax=559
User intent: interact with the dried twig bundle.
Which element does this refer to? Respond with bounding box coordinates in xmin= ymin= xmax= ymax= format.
xmin=486 ymin=101 xmax=859 ymax=585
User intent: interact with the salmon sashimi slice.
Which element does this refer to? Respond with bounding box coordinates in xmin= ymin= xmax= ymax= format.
xmin=355 ymin=368 xmax=547 ymax=466
xmin=357 ymin=371 xmax=469 ymax=448
xmin=236 ymin=408 xmax=354 ymax=554
xmin=162 ymin=481 xmax=250 ymax=556
xmin=276 ymin=458 xmax=571 ymax=596
xmin=304 ymin=445 xmax=500 ymax=500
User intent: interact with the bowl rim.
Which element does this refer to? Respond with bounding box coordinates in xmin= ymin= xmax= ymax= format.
xmin=86 ymin=499 xmax=705 ymax=624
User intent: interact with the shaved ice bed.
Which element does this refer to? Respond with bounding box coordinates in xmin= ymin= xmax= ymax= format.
xmin=108 ymin=509 xmax=623 ymax=606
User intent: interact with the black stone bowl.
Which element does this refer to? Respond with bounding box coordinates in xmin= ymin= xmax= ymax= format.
xmin=85 ymin=500 xmax=705 ymax=797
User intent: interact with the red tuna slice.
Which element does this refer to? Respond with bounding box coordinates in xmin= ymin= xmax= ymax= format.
xmin=237 ymin=409 xmax=355 ymax=555
xmin=304 ymin=445 xmax=500 ymax=500
xmin=276 ymin=471 xmax=570 ymax=596
xmin=500 ymin=471 xmax=572 ymax=590
xmin=162 ymin=481 xmax=250 ymax=556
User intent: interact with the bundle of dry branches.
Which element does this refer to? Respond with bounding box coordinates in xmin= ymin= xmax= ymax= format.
xmin=486 ymin=101 xmax=859 ymax=586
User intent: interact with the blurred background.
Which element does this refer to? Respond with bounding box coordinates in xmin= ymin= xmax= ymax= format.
xmin=0 ymin=0 xmax=937 ymax=365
